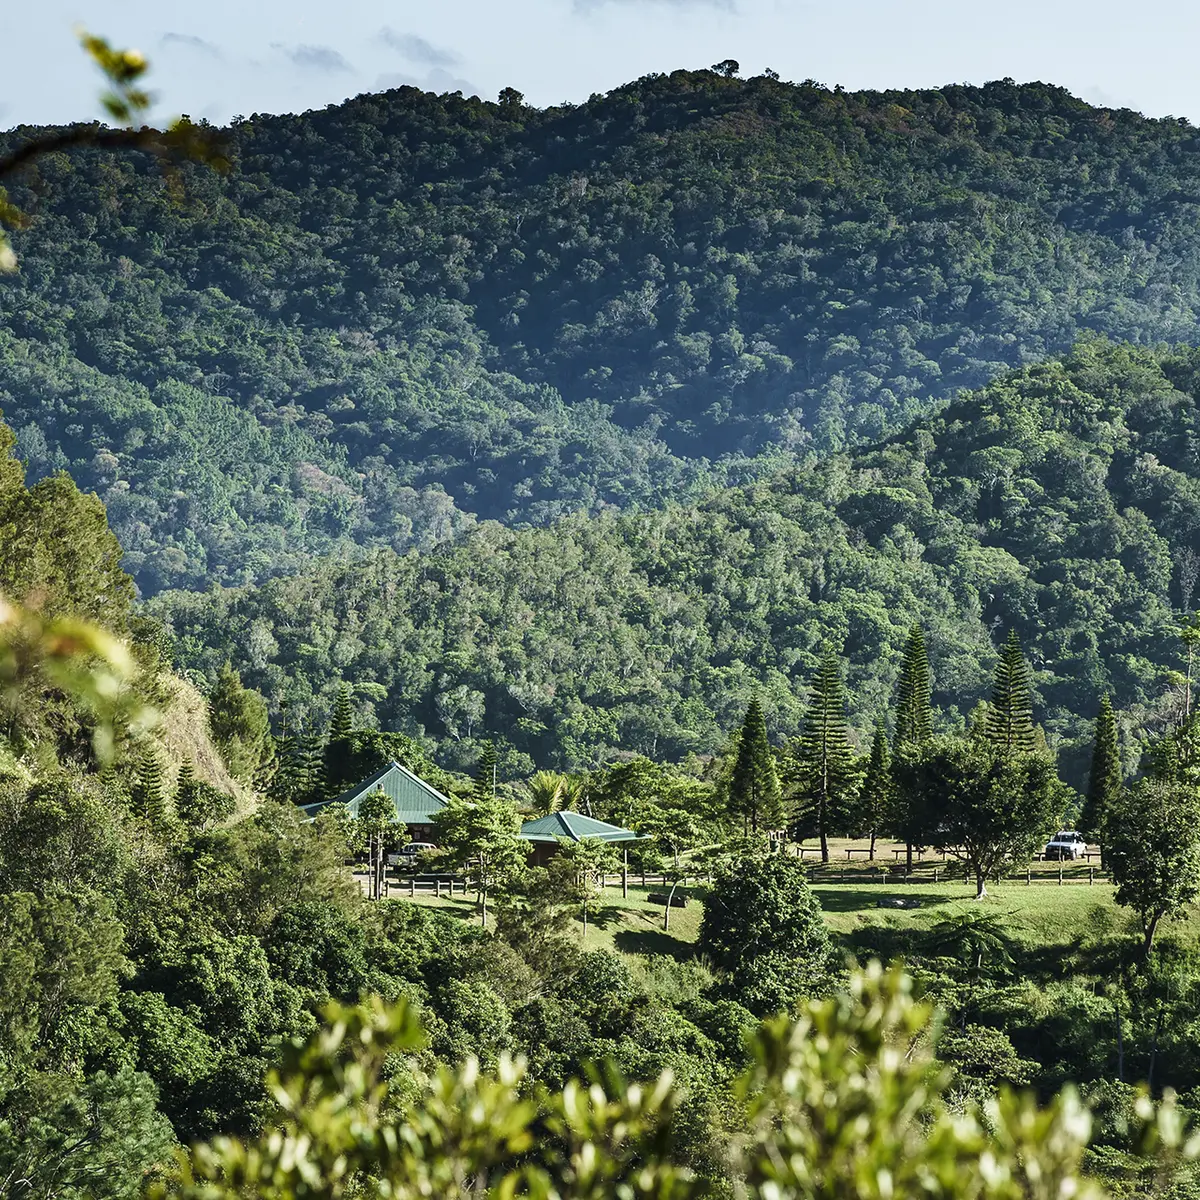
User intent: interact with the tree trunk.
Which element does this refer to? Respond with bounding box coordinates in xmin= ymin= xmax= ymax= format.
xmin=1116 ymin=1010 xmax=1125 ymax=1082
xmin=906 ymin=840 xmax=913 ymax=872
xmin=1148 ymin=1008 xmax=1164 ymax=1091
xmin=480 ymin=885 xmax=487 ymax=929
xmin=974 ymin=867 xmax=987 ymax=899
xmin=1143 ymin=912 xmax=1161 ymax=960
xmin=869 ymin=830 xmax=876 ymax=861
xmin=819 ymin=791 xmax=829 ymax=863
xmin=663 ymin=878 xmax=681 ymax=931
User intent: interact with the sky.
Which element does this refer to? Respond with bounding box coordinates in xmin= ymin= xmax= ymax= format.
xmin=4 ymin=0 xmax=1200 ymax=130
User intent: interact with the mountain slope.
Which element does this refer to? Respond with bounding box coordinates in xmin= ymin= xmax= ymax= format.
xmin=8 ymin=71 xmax=1200 ymax=591
xmin=154 ymin=341 xmax=1199 ymax=781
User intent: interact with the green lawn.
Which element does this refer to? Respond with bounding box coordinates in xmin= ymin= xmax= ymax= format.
xmin=377 ymin=834 xmax=1200 ymax=967
xmin=392 ymin=883 xmax=704 ymax=955
xmin=383 ymin=872 xmax=1149 ymax=962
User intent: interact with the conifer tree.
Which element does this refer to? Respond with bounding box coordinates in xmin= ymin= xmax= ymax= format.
xmin=301 ymin=729 xmax=327 ymax=804
xmin=728 ymin=698 xmax=783 ymax=835
xmin=268 ymin=730 xmax=305 ymax=804
xmin=131 ymin=745 xmax=169 ymax=830
xmin=324 ymin=683 xmax=357 ymax=799
xmin=208 ymin=662 xmax=271 ymax=781
xmin=789 ymin=648 xmax=856 ymax=863
xmin=175 ymin=756 xmax=199 ymax=827
xmin=473 ymin=741 xmax=499 ymax=802
xmin=855 ymin=719 xmax=891 ymax=861
xmin=1080 ymin=695 xmax=1122 ymax=860
xmin=986 ymin=629 xmax=1037 ymax=753
xmin=890 ymin=624 xmax=934 ymax=871
xmin=893 ymin=624 xmax=933 ymax=748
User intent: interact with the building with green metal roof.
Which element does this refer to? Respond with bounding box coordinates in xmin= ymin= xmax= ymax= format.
xmin=518 ymin=811 xmax=639 ymax=864
xmin=298 ymin=761 xmax=449 ymax=841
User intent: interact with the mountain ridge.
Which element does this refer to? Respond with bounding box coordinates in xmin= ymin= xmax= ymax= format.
xmin=7 ymin=69 xmax=1200 ymax=591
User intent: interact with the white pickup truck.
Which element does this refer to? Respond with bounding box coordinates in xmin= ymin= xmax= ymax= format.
xmin=1043 ymin=831 xmax=1087 ymax=861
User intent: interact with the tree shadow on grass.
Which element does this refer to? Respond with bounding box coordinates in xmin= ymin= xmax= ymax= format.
xmin=614 ymin=928 xmax=699 ymax=961
xmin=814 ymin=888 xmax=952 ymax=913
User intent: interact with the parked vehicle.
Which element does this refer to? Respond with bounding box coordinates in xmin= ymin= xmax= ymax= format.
xmin=400 ymin=842 xmax=438 ymax=856
xmin=1043 ymin=831 xmax=1087 ymax=860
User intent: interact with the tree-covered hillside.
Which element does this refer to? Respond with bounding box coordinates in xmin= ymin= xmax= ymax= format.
xmin=155 ymin=342 xmax=1200 ymax=780
xmin=9 ymin=69 xmax=1200 ymax=591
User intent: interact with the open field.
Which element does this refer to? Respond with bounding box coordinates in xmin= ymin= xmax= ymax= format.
xmin=371 ymin=866 xmax=1200 ymax=969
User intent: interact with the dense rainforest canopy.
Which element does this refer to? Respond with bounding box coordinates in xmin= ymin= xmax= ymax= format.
xmin=7 ymin=69 xmax=1200 ymax=591
xmin=156 ymin=341 xmax=1200 ymax=781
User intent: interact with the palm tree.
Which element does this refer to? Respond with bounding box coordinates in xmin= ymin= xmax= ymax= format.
xmin=526 ymin=770 xmax=567 ymax=816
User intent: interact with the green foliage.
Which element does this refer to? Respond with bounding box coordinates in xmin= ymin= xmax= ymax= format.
xmin=157 ymin=342 xmax=1200 ymax=779
xmin=130 ymin=744 xmax=170 ymax=829
xmin=1104 ymin=778 xmax=1200 ymax=956
xmin=525 ymin=770 xmax=569 ymax=816
xmin=323 ymin=683 xmax=357 ymax=799
xmin=727 ymin=698 xmax=783 ymax=833
xmin=892 ymin=736 xmax=1066 ymax=897
xmin=987 ymin=630 xmax=1037 ymax=754
xmin=740 ymin=963 xmax=1107 ymax=1200
xmin=853 ymin=719 xmax=891 ymax=855
xmin=174 ymin=756 xmax=235 ymax=830
xmin=473 ymin=740 xmax=499 ymax=803
xmin=16 ymin=74 xmax=1200 ymax=592
xmin=432 ymin=789 xmax=526 ymax=927
xmin=208 ymin=662 xmax=271 ymax=782
xmin=787 ymin=648 xmax=857 ymax=860
xmin=699 ymin=854 xmax=832 ymax=1015
xmin=1081 ymin=695 xmax=1123 ymax=842
xmin=894 ymin=624 xmax=933 ymax=748
xmin=157 ymin=994 xmax=699 ymax=1200
xmin=0 ymin=1065 xmax=176 ymax=1200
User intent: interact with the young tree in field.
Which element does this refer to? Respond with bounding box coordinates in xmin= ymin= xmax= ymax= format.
xmin=893 ymin=624 xmax=933 ymax=748
xmin=854 ymin=720 xmax=891 ymax=860
xmin=357 ymin=789 xmax=406 ymax=901
xmin=556 ymin=837 xmax=620 ymax=940
xmin=1105 ymin=779 xmax=1200 ymax=958
xmin=432 ymin=790 xmax=526 ymax=928
xmin=787 ymin=649 xmax=856 ymax=863
xmin=1079 ymin=695 xmax=1122 ymax=862
xmin=727 ymin=698 xmax=783 ymax=835
xmin=986 ymin=630 xmax=1037 ymax=754
xmin=891 ymin=736 xmax=1064 ymax=898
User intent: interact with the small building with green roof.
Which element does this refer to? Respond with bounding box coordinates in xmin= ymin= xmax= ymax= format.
xmin=518 ymin=810 xmax=639 ymax=865
xmin=299 ymin=760 xmax=449 ymax=842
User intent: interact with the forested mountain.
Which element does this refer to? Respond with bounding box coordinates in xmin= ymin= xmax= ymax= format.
xmin=156 ymin=341 xmax=1200 ymax=781
xmin=8 ymin=68 xmax=1200 ymax=591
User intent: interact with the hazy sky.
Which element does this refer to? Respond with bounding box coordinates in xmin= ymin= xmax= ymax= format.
xmin=4 ymin=0 xmax=1199 ymax=130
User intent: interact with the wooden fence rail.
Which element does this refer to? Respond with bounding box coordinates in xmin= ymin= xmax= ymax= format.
xmin=361 ymin=864 xmax=1107 ymax=900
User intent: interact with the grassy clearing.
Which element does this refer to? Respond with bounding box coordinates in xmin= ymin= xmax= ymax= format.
xmin=389 ymin=883 xmax=704 ymax=956
xmin=376 ymin=837 xmax=1200 ymax=967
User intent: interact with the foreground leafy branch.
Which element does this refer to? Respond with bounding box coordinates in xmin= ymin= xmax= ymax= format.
xmin=155 ymin=964 xmax=1200 ymax=1200
xmin=0 ymin=32 xmax=225 ymax=271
